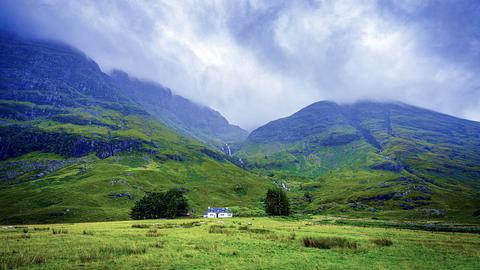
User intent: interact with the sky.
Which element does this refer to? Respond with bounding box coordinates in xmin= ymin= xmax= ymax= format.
xmin=1 ymin=0 xmax=480 ymax=130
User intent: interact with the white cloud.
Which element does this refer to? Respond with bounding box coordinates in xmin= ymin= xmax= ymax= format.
xmin=3 ymin=0 xmax=480 ymax=128
xmin=271 ymin=0 xmax=480 ymax=120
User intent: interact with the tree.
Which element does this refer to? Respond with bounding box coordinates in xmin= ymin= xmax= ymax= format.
xmin=264 ymin=188 xmax=290 ymax=216
xmin=130 ymin=188 xmax=189 ymax=219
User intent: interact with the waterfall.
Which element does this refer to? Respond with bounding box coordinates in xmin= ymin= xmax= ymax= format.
xmin=225 ymin=143 xmax=232 ymax=156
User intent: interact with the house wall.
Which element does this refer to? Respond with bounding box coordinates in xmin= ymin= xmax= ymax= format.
xmin=205 ymin=209 xmax=233 ymax=218
xmin=218 ymin=213 xmax=232 ymax=218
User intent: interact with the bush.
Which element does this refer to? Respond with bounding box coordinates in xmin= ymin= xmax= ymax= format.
xmin=130 ymin=188 xmax=189 ymax=219
xmin=83 ymin=230 xmax=94 ymax=236
xmin=372 ymin=238 xmax=393 ymax=246
xmin=152 ymin=241 xmax=165 ymax=248
xmin=146 ymin=229 xmax=159 ymax=237
xmin=33 ymin=227 xmax=50 ymax=231
xmin=52 ymin=228 xmax=68 ymax=234
xmin=302 ymin=237 xmax=357 ymax=249
xmin=264 ymin=188 xmax=290 ymax=216
xmin=238 ymin=225 xmax=250 ymax=231
xmin=131 ymin=224 xmax=150 ymax=228
xmin=237 ymin=226 xmax=270 ymax=234
xmin=208 ymin=225 xmax=232 ymax=234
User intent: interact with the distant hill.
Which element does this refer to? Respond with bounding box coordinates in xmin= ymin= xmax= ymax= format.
xmin=110 ymin=70 xmax=247 ymax=146
xmin=237 ymin=101 xmax=480 ymax=221
xmin=0 ymin=32 xmax=265 ymax=224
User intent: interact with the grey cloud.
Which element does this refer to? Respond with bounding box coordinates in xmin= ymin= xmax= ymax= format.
xmin=1 ymin=0 xmax=479 ymax=130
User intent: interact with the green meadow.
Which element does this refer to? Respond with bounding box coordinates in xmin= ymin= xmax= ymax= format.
xmin=1 ymin=216 xmax=479 ymax=270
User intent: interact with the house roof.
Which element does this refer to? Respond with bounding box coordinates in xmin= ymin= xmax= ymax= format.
xmin=207 ymin=207 xmax=231 ymax=213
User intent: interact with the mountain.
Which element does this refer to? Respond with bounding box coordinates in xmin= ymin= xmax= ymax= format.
xmin=1 ymin=31 xmax=479 ymax=223
xmin=0 ymin=32 xmax=266 ymax=224
xmin=237 ymin=101 xmax=480 ymax=221
xmin=110 ymin=70 xmax=247 ymax=146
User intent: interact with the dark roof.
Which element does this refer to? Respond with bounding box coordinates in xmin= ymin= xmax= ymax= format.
xmin=207 ymin=207 xmax=231 ymax=213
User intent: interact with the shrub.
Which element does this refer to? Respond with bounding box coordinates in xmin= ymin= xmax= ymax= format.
xmin=302 ymin=237 xmax=357 ymax=249
xmin=23 ymin=228 xmax=29 ymax=234
xmin=52 ymin=228 xmax=68 ymax=234
xmin=131 ymin=188 xmax=189 ymax=219
xmin=178 ymin=221 xmax=203 ymax=228
xmin=33 ymin=227 xmax=50 ymax=231
xmin=304 ymin=192 xmax=313 ymax=203
xmin=131 ymin=224 xmax=150 ymax=228
xmin=82 ymin=230 xmax=94 ymax=236
xmin=372 ymin=238 xmax=393 ymax=247
xmin=152 ymin=241 xmax=165 ymax=248
xmin=208 ymin=225 xmax=231 ymax=234
xmin=264 ymin=188 xmax=290 ymax=216
xmin=146 ymin=229 xmax=159 ymax=237
xmin=247 ymin=228 xmax=270 ymax=234
xmin=238 ymin=225 xmax=249 ymax=231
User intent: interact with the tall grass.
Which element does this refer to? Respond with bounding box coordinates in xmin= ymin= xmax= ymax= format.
xmin=146 ymin=229 xmax=159 ymax=237
xmin=131 ymin=224 xmax=149 ymax=228
xmin=0 ymin=252 xmax=45 ymax=270
xmin=208 ymin=225 xmax=233 ymax=234
xmin=78 ymin=246 xmax=147 ymax=263
xmin=302 ymin=237 xmax=357 ymax=249
xmin=52 ymin=228 xmax=68 ymax=234
xmin=237 ymin=225 xmax=270 ymax=234
xmin=372 ymin=238 xmax=393 ymax=246
xmin=33 ymin=227 xmax=50 ymax=231
xmin=82 ymin=230 xmax=94 ymax=236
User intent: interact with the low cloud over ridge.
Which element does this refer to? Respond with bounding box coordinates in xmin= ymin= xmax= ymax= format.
xmin=1 ymin=0 xmax=479 ymax=130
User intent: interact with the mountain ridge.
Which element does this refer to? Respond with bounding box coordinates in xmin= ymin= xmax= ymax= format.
xmin=0 ymin=31 xmax=247 ymax=146
xmin=237 ymin=100 xmax=480 ymax=220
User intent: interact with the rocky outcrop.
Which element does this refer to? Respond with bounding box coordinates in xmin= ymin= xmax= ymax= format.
xmin=0 ymin=125 xmax=150 ymax=160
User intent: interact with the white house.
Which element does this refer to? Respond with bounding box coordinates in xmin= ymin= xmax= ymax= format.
xmin=203 ymin=207 xmax=233 ymax=218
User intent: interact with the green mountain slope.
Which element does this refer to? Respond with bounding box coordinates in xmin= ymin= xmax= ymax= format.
xmin=237 ymin=101 xmax=480 ymax=221
xmin=110 ymin=70 xmax=247 ymax=146
xmin=0 ymin=33 xmax=267 ymax=224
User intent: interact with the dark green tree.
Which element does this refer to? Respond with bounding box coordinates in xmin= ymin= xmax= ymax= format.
xmin=131 ymin=189 xmax=189 ymax=219
xmin=264 ymin=188 xmax=290 ymax=216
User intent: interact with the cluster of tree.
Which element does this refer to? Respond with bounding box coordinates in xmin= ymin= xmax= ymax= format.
xmin=264 ymin=188 xmax=290 ymax=216
xmin=131 ymin=189 xmax=189 ymax=219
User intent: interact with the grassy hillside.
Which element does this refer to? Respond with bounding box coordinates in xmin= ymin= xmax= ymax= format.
xmin=0 ymin=33 xmax=268 ymax=224
xmin=0 ymin=150 xmax=268 ymax=224
xmin=1 ymin=216 xmax=479 ymax=269
xmin=237 ymin=101 xmax=480 ymax=222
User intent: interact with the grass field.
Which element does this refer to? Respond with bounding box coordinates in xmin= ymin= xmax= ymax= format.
xmin=1 ymin=216 xmax=479 ymax=270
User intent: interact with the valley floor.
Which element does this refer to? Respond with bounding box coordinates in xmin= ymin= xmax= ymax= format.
xmin=1 ymin=216 xmax=479 ymax=270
